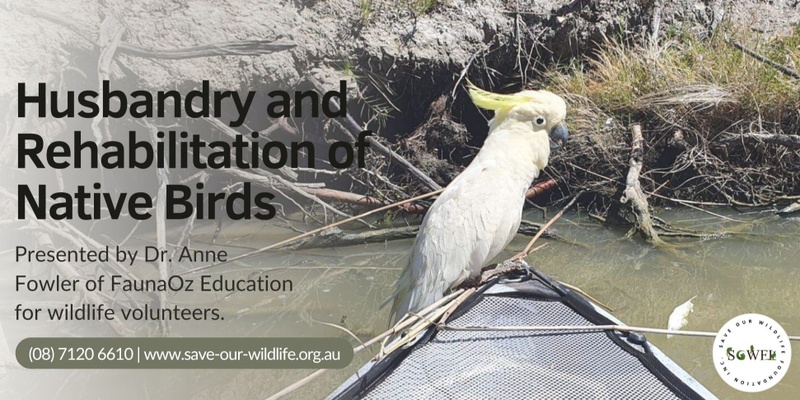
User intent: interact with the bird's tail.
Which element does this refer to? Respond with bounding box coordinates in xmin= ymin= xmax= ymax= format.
xmin=380 ymin=265 xmax=412 ymax=325
xmin=382 ymin=262 xmax=440 ymax=326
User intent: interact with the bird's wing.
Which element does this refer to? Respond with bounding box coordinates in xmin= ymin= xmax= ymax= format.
xmin=386 ymin=186 xmax=473 ymax=320
xmin=461 ymin=161 xmax=528 ymax=272
xmin=388 ymin=159 xmax=528 ymax=321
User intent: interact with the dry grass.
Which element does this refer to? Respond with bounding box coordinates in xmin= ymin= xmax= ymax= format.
xmin=542 ymin=27 xmax=800 ymax=207
xmin=549 ymin=27 xmax=799 ymax=128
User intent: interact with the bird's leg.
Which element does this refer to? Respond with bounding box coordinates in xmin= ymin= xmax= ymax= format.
xmin=510 ymin=242 xmax=549 ymax=261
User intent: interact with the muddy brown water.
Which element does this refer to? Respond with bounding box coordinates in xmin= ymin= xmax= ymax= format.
xmin=1 ymin=208 xmax=798 ymax=399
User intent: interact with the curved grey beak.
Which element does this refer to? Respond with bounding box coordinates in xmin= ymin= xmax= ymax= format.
xmin=549 ymin=122 xmax=569 ymax=150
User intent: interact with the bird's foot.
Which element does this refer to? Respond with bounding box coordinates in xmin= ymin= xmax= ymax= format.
xmin=479 ymin=259 xmax=531 ymax=284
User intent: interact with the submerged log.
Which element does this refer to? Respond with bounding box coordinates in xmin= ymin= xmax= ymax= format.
xmin=281 ymin=223 xmax=564 ymax=251
xmin=284 ymin=226 xmax=418 ymax=250
xmin=301 ymin=178 xmax=556 ymax=215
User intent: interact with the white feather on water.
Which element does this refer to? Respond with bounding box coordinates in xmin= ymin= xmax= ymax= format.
xmin=667 ymin=296 xmax=697 ymax=339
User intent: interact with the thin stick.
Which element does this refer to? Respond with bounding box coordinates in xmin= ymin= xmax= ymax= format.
xmin=92 ymin=16 xmax=125 ymax=142
xmin=182 ymin=188 xmax=445 ymax=276
xmin=558 ymin=282 xmax=614 ymax=312
xmin=643 ymin=191 xmax=730 ymax=207
xmin=264 ymin=289 xmax=464 ymax=400
xmin=507 ymin=193 xmax=613 ymax=311
xmin=309 ymin=318 xmax=371 ymax=356
xmin=513 ymin=191 xmax=583 ymax=259
xmin=380 ymin=289 xmax=474 ymax=357
xmin=145 ymin=120 xmax=172 ymax=335
xmin=647 ymin=191 xmax=743 ymax=222
xmin=729 ymin=40 xmax=800 ymax=80
xmin=213 ymin=162 xmax=373 ymax=228
xmin=439 ymin=288 xmax=477 ymax=324
xmin=514 ymin=211 xmax=562 ymax=259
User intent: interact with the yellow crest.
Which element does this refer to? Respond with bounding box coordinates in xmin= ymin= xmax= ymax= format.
xmin=467 ymin=81 xmax=531 ymax=111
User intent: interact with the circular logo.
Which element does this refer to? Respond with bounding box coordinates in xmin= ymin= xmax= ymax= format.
xmin=712 ymin=313 xmax=792 ymax=392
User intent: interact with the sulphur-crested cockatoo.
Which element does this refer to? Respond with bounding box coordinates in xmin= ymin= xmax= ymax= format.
xmin=388 ymin=82 xmax=568 ymax=323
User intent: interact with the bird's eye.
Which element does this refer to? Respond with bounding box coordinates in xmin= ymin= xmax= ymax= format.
xmin=534 ymin=116 xmax=546 ymax=126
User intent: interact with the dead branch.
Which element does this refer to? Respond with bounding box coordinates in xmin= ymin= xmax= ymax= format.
xmin=513 ymin=191 xmax=584 ymax=260
xmin=729 ymin=40 xmax=800 ymax=80
xmin=722 ymin=132 xmax=800 ymax=150
xmin=146 ymin=121 xmax=171 ymax=335
xmin=649 ymin=0 xmax=663 ymax=49
xmin=301 ymin=187 xmax=428 ymax=214
xmin=205 ymin=158 xmax=373 ymax=228
xmin=191 ymin=117 xmax=373 ymax=227
xmin=525 ymin=179 xmax=557 ymax=199
xmin=620 ymin=124 xmax=664 ymax=245
xmin=181 ymin=189 xmax=446 ymax=276
xmin=280 ymin=219 xmax=564 ymax=251
xmin=202 ymin=117 xmax=299 ymax=180
xmin=300 ymin=178 xmax=556 ymax=215
xmin=280 ymin=181 xmax=560 ymax=250
xmin=91 ymin=16 xmax=125 ymax=142
xmin=283 ymin=226 xmax=418 ymax=250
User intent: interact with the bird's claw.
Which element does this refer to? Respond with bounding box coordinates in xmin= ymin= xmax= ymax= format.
xmin=478 ymin=259 xmax=531 ymax=284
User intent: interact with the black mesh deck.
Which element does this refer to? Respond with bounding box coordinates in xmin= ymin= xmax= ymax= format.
xmin=329 ymin=267 xmax=716 ymax=400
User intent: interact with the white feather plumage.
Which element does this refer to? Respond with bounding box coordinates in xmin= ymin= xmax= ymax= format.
xmin=667 ymin=296 xmax=697 ymax=339
xmin=387 ymin=86 xmax=567 ymax=323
